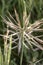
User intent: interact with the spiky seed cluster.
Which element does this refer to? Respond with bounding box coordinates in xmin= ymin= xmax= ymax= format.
xmin=0 ymin=4 xmax=43 ymax=54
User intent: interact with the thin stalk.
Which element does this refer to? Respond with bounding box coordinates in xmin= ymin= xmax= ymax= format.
xmin=7 ymin=35 xmax=12 ymax=65
xmin=20 ymin=31 xmax=24 ymax=65
xmin=4 ymin=27 xmax=9 ymax=65
xmin=4 ymin=36 xmax=8 ymax=65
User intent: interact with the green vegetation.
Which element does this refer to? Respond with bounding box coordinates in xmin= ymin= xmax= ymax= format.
xmin=0 ymin=0 xmax=43 ymax=65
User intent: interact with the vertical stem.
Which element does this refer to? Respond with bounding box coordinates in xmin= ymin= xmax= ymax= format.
xmin=4 ymin=27 xmax=9 ymax=65
xmin=20 ymin=43 xmax=24 ymax=65
xmin=20 ymin=31 xmax=24 ymax=65
xmin=4 ymin=36 xmax=8 ymax=65
xmin=7 ymin=35 xmax=12 ymax=65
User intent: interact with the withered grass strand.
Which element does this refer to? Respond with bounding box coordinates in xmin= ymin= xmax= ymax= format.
xmin=14 ymin=8 xmax=21 ymax=27
xmin=7 ymin=11 xmax=18 ymax=25
xmin=7 ymin=35 xmax=12 ymax=65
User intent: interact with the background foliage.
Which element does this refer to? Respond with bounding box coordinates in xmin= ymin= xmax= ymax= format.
xmin=0 ymin=0 xmax=43 ymax=65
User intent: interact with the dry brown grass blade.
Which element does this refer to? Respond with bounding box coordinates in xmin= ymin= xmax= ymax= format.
xmin=7 ymin=11 xmax=18 ymax=25
xmin=25 ymin=13 xmax=31 ymax=27
xmin=33 ymin=29 xmax=43 ymax=31
xmin=27 ymin=19 xmax=43 ymax=30
xmin=9 ymin=32 xmax=19 ymax=37
xmin=6 ymin=15 xmax=18 ymax=27
xmin=14 ymin=8 xmax=21 ymax=27
xmin=27 ymin=34 xmax=43 ymax=50
xmin=24 ymin=33 xmax=43 ymax=50
xmin=24 ymin=35 xmax=33 ymax=49
xmin=30 ymin=19 xmax=43 ymax=29
xmin=26 ymin=19 xmax=43 ymax=33
xmin=23 ymin=9 xmax=27 ymax=22
xmin=30 ymin=35 xmax=43 ymax=44
xmin=1 ymin=16 xmax=18 ymax=30
xmin=30 ymin=38 xmax=43 ymax=50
